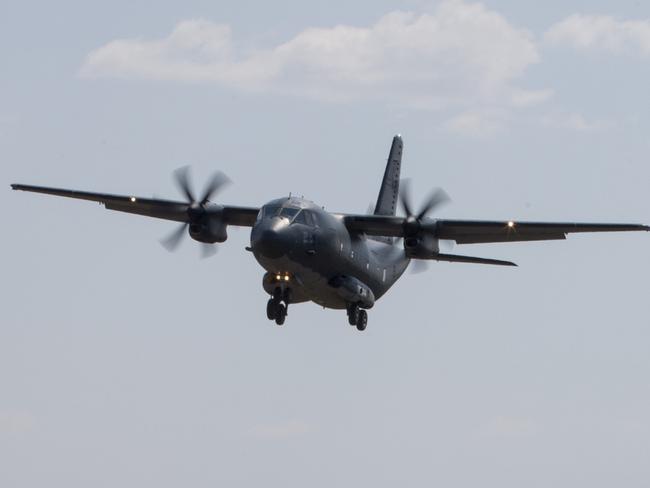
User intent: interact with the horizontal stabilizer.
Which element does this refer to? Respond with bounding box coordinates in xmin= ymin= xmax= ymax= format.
xmin=425 ymin=253 xmax=517 ymax=267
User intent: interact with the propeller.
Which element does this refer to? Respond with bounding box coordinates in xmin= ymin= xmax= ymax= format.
xmin=410 ymin=259 xmax=430 ymax=274
xmin=160 ymin=166 xmax=230 ymax=257
xmin=399 ymin=179 xmax=451 ymax=273
xmin=400 ymin=179 xmax=450 ymax=236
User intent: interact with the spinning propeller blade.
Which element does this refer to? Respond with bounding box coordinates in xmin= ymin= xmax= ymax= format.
xmin=160 ymin=222 xmax=188 ymax=252
xmin=399 ymin=179 xmax=451 ymax=273
xmin=159 ymin=166 xmax=230 ymax=257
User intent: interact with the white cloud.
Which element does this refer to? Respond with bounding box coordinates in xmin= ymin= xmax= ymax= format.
xmin=509 ymin=88 xmax=554 ymax=108
xmin=541 ymin=111 xmax=613 ymax=132
xmin=545 ymin=14 xmax=650 ymax=55
xmin=443 ymin=109 xmax=509 ymax=137
xmin=80 ymin=1 xmax=544 ymax=111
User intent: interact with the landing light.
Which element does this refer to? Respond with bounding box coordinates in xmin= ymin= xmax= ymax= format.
xmin=130 ymin=197 xmax=137 ymax=202
xmin=284 ymin=275 xmax=290 ymax=282
xmin=507 ymin=221 xmax=515 ymax=228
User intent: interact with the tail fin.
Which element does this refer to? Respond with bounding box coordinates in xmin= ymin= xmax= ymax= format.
xmin=374 ymin=135 xmax=402 ymax=216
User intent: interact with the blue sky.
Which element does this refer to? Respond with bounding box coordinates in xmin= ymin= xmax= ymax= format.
xmin=2 ymin=1 xmax=649 ymax=487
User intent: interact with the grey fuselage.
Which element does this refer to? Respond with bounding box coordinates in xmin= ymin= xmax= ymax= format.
xmin=250 ymin=197 xmax=409 ymax=309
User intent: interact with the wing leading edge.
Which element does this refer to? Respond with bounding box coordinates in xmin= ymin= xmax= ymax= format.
xmin=343 ymin=214 xmax=649 ymax=243
xmin=435 ymin=219 xmax=649 ymax=244
xmin=10 ymin=184 xmax=259 ymax=227
xmin=342 ymin=214 xmax=648 ymax=266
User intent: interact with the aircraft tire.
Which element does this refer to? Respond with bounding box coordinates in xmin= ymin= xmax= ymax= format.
xmin=347 ymin=305 xmax=359 ymax=325
xmin=275 ymin=304 xmax=286 ymax=326
xmin=267 ymin=299 xmax=278 ymax=320
xmin=356 ymin=310 xmax=367 ymax=331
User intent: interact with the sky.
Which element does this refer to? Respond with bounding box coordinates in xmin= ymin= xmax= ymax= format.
xmin=1 ymin=1 xmax=650 ymax=487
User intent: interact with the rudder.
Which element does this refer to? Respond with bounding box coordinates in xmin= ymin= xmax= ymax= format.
xmin=373 ymin=135 xmax=402 ymax=216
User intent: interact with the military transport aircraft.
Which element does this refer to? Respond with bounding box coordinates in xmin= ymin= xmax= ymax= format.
xmin=11 ymin=135 xmax=649 ymax=331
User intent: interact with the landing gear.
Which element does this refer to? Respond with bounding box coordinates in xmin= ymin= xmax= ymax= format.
xmin=347 ymin=304 xmax=368 ymax=331
xmin=347 ymin=304 xmax=359 ymax=326
xmin=274 ymin=303 xmax=286 ymax=325
xmin=266 ymin=298 xmax=278 ymax=320
xmin=267 ymin=287 xmax=289 ymax=325
xmin=356 ymin=310 xmax=368 ymax=331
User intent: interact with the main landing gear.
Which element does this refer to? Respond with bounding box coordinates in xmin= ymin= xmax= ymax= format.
xmin=267 ymin=287 xmax=291 ymax=325
xmin=347 ymin=303 xmax=368 ymax=331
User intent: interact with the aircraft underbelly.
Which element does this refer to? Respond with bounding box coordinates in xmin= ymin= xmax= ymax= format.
xmin=255 ymin=253 xmax=351 ymax=309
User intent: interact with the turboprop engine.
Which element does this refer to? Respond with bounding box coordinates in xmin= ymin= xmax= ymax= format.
xmin=404 ymin=231 xmax=439 ymax=259
xmin=160 ymin=166 xmax=231 ymax=257
xmin=188 ymin=204 xmax=228 ymax=243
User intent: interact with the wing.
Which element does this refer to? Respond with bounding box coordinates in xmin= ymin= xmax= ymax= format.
xmin=435 ymin=219 xmax=649 ymax=244
xmin=11 ymin=184 xmax=259 ymax=226
xmin=342 ymin=214 xmax=649 ymax=242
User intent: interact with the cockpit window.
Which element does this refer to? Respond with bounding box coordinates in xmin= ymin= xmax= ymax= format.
xmin=279 ymin=207 xmax=300 ymax=220
xmin=261 ymin=205 xmax=303 ymax=222
xmin=262 ymin=205 xmax=281 ymax=218
xmin=304 ymin=210 xmax=318 ymax=227
xmin=293 ymin=210 xmax=308 ymax=225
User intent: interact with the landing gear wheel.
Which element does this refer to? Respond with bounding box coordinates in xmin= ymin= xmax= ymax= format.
xmin=275 ymin=303 xmax=287 ymax=326
xmin=356 ymin=310 xmax=368 ymax=331
xmin=347 ymin=304 xmax=360 ymax=325
xmin=266 ymin=299 xmax=279 ymax=320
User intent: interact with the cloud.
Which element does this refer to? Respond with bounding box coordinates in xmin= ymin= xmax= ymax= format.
xmin=80 ymin=1 xmax=544 ymax=111
xmin=545 ymin=14 xmax=650 ymax=55
xmin=443 ymin=109 xmax=509 ymax=137
xmin=541 ymin=111 xmax=613 ymax=132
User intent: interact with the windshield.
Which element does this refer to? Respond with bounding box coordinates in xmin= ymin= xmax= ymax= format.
xmin=262 ymin=205 xmax=281 ymax=218
xmin=279 ymin=207 xmax=299 ymax=220
xmin=262 ymin=205 xmax=301 ymax=222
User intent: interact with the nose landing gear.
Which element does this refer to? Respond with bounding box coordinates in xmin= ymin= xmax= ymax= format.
xmin=346 ymin=304 xmax=368 ymax=331
xmin=267 ymin=288 xmax=290 ymax=325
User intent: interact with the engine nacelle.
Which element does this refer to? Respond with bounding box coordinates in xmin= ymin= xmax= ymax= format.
xmin=189 ymin=205 xmax=228 ymax=243
xmin=404 ymin=233 xmax=439 ymax=259
xmin=328 ymin=275 xmax=375 ymax=309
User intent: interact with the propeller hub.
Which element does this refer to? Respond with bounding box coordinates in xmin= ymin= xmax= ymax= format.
xmin=404 ymin=216 xmax=420 ymax=236
xmin=399 ymin=180 xmax=450 ymax=238
xmin=160 ymin=166 xmax=230 ymax=257
xmin=188 ymin=202 xmax=204 ymax=220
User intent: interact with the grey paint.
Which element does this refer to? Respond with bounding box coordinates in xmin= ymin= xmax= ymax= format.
xmin=10 ymin=136 xmax=648 ymax=329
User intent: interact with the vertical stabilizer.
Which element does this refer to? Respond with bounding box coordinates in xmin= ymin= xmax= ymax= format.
xmin=374 ymin=135 xmax=402 ymax=216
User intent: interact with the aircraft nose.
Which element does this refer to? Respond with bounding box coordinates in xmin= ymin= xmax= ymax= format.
xmin=252 ymin=220 xmax=289 ymax=259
